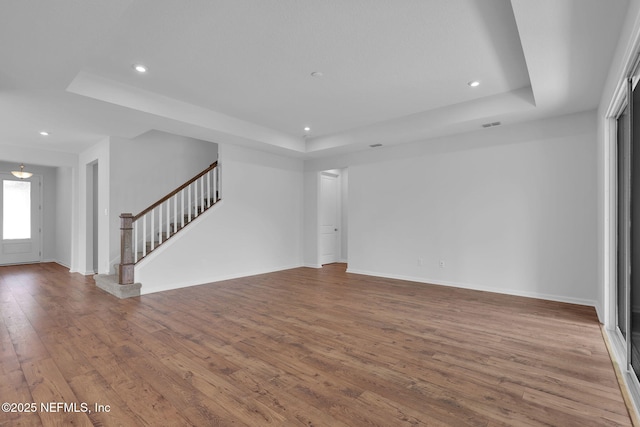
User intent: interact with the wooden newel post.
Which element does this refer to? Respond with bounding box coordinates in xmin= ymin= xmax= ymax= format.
xmin=119 ymin=213 xmax=134 ymax=285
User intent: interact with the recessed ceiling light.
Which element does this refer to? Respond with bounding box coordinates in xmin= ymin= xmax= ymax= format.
xmin=133 ymin=64 xmax=148 ymax=73
xmin=468 ymin=80 xmax=480 ymax=87
xmin=39 ymin=131 xmax=49 ymax=136
xmin=304 ymin=127 xmax=311 ymax=132
xmin=310 ymin=71 xmax=323 ymax=78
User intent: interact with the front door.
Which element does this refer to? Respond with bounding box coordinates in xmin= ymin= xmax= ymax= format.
xmin=0 ymin=173 xmax=42 ymax=265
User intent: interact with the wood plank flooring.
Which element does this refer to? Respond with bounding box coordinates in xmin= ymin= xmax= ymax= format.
xmin=0 ymin=262 xmax=632 ymax=426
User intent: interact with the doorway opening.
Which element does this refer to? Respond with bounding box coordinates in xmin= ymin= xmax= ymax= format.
xmin=319 ymin=169 xmax=348 ymax=266
xmin=86 ymin=161 xmax=99 ymax=274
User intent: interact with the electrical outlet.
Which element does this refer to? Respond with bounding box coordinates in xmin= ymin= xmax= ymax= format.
xmin=439 ymin=260 xmax=445 ymax=268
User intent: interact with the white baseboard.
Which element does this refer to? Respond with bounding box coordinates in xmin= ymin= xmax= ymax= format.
xmin=345 ymin=268 xmax=598 ymax=310
xmin=595 ymin=301 xmax=604 ymax=324
xmin=603 ymin=327 xmax=640 ymax=423
xmin=42 ymin=259 xmax=71 ymax=270
xmin=0 ymin=259 xmax=71 ymax=269
xmin=138 ymin=263 xmax=304 ymax=295
xmin=304 ymin=263 xmax=322 ymax=269
xmin=54 ymin=261 xmax=71 ymax=269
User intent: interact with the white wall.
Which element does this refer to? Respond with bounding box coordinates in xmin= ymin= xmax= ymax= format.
xmin=340 ymin=168 xmax=349 ymax=262
xmin=0 ymin=145 xmax=77 ymax=169
xmin=308 ymin=111 xmax=598 ymax=307
xmin=135 ymin=143 xmax=303 ymax=294
xmin=108 ymin=131 xmax=218 ymax=270
xmin=41 ymin=167 xmax=56 ymax=261
xmin=303 ymin=170 xmax=320 ymax=267
xmin=55 ymin=167 xmax=73 ymax=267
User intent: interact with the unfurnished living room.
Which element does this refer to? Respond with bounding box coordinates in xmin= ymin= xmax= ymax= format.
xmin=1 ymin=0 xmax=639 ymax=426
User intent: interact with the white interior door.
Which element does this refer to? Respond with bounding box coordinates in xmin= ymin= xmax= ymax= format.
xmin=0 ymin=173 xmax=42 ymax=265
xmin=320 ymin=173 xmax=339 ymax=265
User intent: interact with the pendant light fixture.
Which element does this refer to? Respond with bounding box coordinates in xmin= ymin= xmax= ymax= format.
xmin=11 ymin=164 xmax=33 ymax=179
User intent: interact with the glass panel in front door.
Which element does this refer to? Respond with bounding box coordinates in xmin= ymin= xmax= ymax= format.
xmin=3 ymin=180 xmax=31 ymax=239
xmin=0 ymin=174 xmax=41 ymax=265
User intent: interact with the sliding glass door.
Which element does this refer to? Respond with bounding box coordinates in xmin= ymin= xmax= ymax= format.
xmin=631 ymin=77 xmax=640 ymax=377
xmin=617 ymin=101 xmax=630 ymax=342
xmin=616 ymin=71 xmax=640 ymax=383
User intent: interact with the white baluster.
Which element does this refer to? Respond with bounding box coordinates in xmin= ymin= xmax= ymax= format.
xmin=206 ymin=171 xmax=211 ymax=208
xmin=200 ymin=176 xmax=203 ymax=213
xmin=188 ymin=183 xmax=192 ymax=221
xmin=217 ymin=163 xmax=221 ymax=200
xmin=173 ymin=194 xmax=178 ymax=236
xmin=151 ymin=208 xmax=155 ymax=250
xmin=213 ymin=167 xmax=217 ymax=202
xmin=199 ymin=178 xmax=202 ymax=211
xmin=195 ymin=179 xmax=200 ymax=217
xmin=142 ymin=215 xmax=147 ymax=257
xmin=200 ymin=175 xmax=204 ymax=209
xmin=181 ymin=189 xmax=185 ymax=227
xmin=166 ymin=198 xmax=170 ymax=238
xmin=134 ymin=220 xmax=138 ymax=263
xmin=158 ymin=205 xmax=163 ymax=244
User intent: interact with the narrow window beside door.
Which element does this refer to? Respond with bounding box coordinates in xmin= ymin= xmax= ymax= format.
xmin=3 ymin=180 xmax=31 ymax=239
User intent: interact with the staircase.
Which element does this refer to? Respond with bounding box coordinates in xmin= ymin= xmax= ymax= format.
xmin=134 ymin=196 xmax=217 ymax=261
xmin=97 ymin=161 xmax=221 ymax=297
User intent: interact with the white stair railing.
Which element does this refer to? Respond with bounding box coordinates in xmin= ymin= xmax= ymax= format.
xmin=119 ymin=162 xmax=221 ymax=284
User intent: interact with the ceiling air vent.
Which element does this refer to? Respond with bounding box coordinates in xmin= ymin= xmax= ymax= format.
xmin=369 ymin=143 xmax=383 ymax=148
xmin=482 ymin=121 xmax=501 ymax=128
